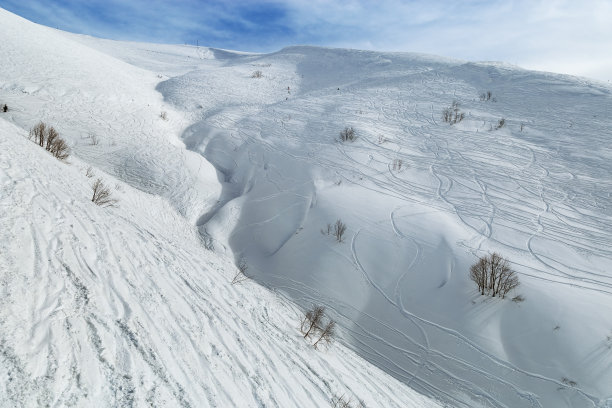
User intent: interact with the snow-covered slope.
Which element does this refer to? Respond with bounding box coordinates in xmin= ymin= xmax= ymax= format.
xmin=0 ymin=9 xmax=440 ymax=408
xmin=2 ymin=7 xmax=612 ymax=408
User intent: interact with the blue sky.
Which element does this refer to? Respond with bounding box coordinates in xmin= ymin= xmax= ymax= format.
xmin=2 ymin=0 xmax=611 ymax=81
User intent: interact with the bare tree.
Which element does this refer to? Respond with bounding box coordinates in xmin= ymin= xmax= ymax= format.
xmin=333 ymin=219 xmax=347 ymax=242
xmin=49 ymin=137 xmax=70 ymax=160
xmin=30 ymin=122 xmax=47 ymax=147
xmin=301 ymin=305 xmax=325 ymax=339
xmin=313 ymin=319 xmax=336 ymax=349
xmin=45 ymin=126 xmax=58 ymax=151
xmin=469 ymin=253 xmax=519 ymax=298
xmin=91 ymin=178 xmax=118 ymax=207
xmin=231 ymin=258 xmax=249 ymax=284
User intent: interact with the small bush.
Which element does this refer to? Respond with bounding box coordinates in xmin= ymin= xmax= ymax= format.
xmin=331 ymin=395 xmax=366 ymax=408
xmin=231 ymin=258 xmax=249 ymax=284
xmin=333 ymin=219 xmax=347 ymax=242
xmin=85 ymin=166 xmax=95 ymax=178
xmin=160 ymin=111 xmax=168 ymax=120
xmin=511 ymin=295 xmax=525 ymax=303
xmin=469 ymin=253 xmax=519 ymax=298
xmin=442 ymin=100 xmax=464 ymax=124
xmin=495 ymin=118 xmax=506 ymax=130
xmin=91 ymin=178 xmax=118 ymax=207
xmin=339 ymin=127 xmax=356 ymax=142
xmin=561 ymin=377 xmax=577 ymax=387
xmin=251 ymin=70 xmax=263 ymax=78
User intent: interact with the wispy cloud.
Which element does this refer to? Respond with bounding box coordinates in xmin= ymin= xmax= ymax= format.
xmin=2 ymin=0 xmax=611 ymax=81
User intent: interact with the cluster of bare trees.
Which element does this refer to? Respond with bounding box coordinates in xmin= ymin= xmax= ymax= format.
xmin=339 ymin=126 xmax=356 ymax=142
xmin=301 ymin=305 xmax=336 ymax=349
xmin=469 ymin=253 xmax=519 ymax=298
xmin=479 ymin=90 xmax=496 ymax=102
xmin=29 ymin=121 xmax=70 ymax=160
xmin=322 ymin=219 xmax=348 ymax=242
xmin=442 ymin=100 xmax=464 ymax=124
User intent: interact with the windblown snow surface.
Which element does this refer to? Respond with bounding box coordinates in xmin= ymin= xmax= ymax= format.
xmin=1 ymin=7 xmax=611 ymax=408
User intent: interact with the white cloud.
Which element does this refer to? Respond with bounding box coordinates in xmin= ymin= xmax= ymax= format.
xmin=2 ymin=0 xmax=611 ymax=81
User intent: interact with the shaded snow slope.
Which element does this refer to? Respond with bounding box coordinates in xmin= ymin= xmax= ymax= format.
xmin=0 ymin=117 xmax=438 ymax=407
xmin=2 ymin=6 xmax=612 ymax=408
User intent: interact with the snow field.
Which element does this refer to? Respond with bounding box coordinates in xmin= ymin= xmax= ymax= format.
xmin=2 ymin=6 xmax=612 ymax=407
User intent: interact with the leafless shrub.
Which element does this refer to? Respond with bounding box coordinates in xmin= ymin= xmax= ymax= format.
xmin=160 ymin=111 xmax=168 ymax=120
xmin=561 ymin=377 xmax=577 ymax=387
xmin=90 ymin=134 xmax=100 ymax=145
xmin=251 ymin=70 xmax=263 ymax=78
xmin=91 ymin=178 xmax=118 ymax=207
xmin=301 ymin=305 xmax=325 ymax=339
xmin=331 ymin=395 xmax=366 ymax=408
xmin=29 ymin=122 xmax=70 ymax=160
xmin=442 ymin=100 xmax=464 ymax=124
xmin=469 ymin=253 xmax=519 ymax=298
xmin=392 ymin=158 xmax=403 ymax=171
xmin=313 ymin=320 xmax=336 ymax=349
xmin=231 ymin=258 xmax=249 ymax=284
xmin=339 ymin=126 xmax=356 ymax=142
xmin=49 ymin=137 xmax=70 ymax=160
xmin=45 ymin=126 xmax=58 ymax=151
xmin=511 ymin=295 xmax=525 ymax=303
xmin=85 ymin=166 xmax=95 ymax=178
xmin=321 ymin=223 xmax=333 ymax=235
xmin=495 ymin=118 xmax=506 ymax=130
xmin=520 ymin=123 xmax=525 ymax=132
xmin=301 ymin=305 xmax=336 ymax=349
xmin=333 ymin=219 xmax=347 ymax=242
xmin=479 ymin=91 xmax=494 ymax=101
xmin=29 ymin=122 xmax=47 ymax=146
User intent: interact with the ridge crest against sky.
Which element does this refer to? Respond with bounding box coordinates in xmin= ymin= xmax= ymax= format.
xmin=2 ymin=0 xmax=611 ymax=82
